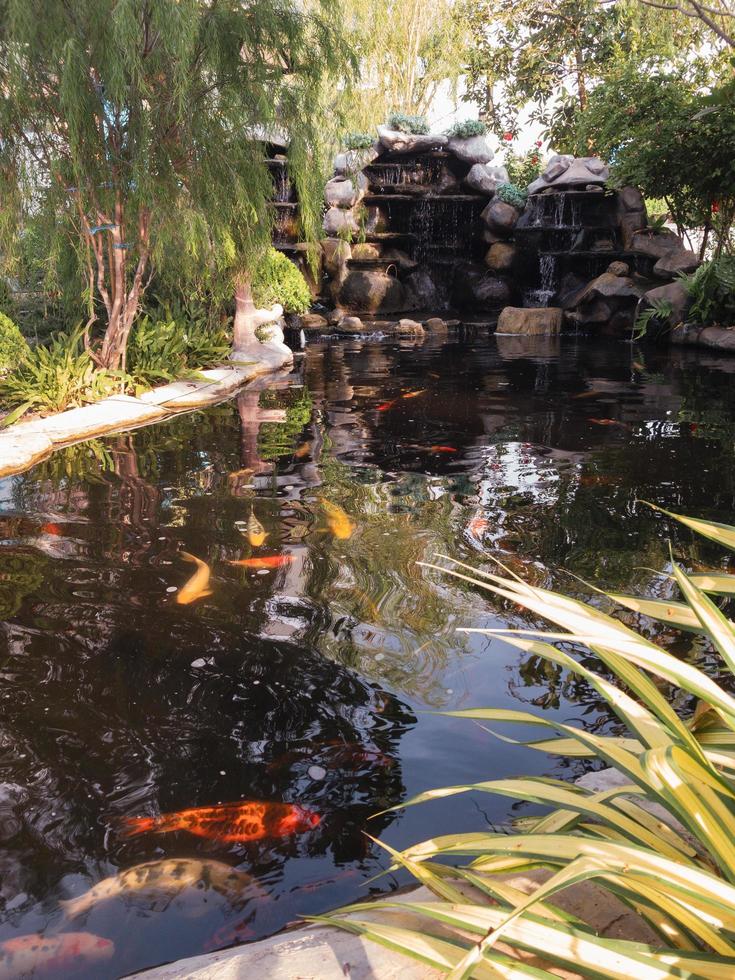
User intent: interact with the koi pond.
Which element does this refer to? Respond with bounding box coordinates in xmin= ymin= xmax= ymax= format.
xmin=2 ymin=332 xmax=735 ymax=978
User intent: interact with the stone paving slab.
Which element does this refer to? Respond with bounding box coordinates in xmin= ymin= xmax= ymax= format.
xmin=129 ymin=869 xmax=657 ymax=980
xmin=0 ymin=344 xmax=292 ymax=478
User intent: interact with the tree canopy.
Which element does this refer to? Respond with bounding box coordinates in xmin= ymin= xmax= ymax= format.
xmin=0 ymin=0 xmax=353 ymax=369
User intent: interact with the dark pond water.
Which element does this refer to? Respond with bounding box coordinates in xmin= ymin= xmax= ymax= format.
xmin=1 ymin=331 xmax=735 ymax=977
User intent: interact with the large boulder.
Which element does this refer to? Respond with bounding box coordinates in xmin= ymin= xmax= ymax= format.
xmin=629 ymin=229 xmax=683 ymax=260
xmin=653 ymin=249 xmax=700 ymax=279
xmin=484 ymin=242 xmax=517 ymax=273
xmin=334 ymin=144 xmax=380 ymax=175
xmin=447 ymin=135 xmax=494 ymax=165
xmin=618 ymin=210 xmax=648 ymax=248
xmin=376 ymin=126 xmax=448 ymax=154
xmin=324 ymin=173 xmax=367 ymax=209
xmin=636 ymin=281 xmax=691 ymax=331
xmin=455 ymin=263 xmax=512 ymax=310
xmin=618 ymin=186 xmax=646 ymax=213
xmin=404 ymin=268 xmax=441 ymax=309
xmin=321 ymin=238 xmax=351 ymax=275
xmin=497 ymin=307 xmax=563 ymax=335
xmin=323 ymin=207 xmax=361 ymax=236
xmin=528 ymin=156 xmax=609 ymax=195
xmin=481 ymin=199 xmax=520 ymax=237
xmin=465 ymin=163 xmax=509 ymax=196
xmin=573 ymin=264 xmax=643 ymax=330
xmin=337 ymin=269 xmax=408 ymax=314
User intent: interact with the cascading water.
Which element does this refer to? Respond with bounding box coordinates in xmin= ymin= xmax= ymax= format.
xmin=271 ymin=166 xmax=291 ymax=203
xmin=524 ymin=254 xmax=558 ymax=307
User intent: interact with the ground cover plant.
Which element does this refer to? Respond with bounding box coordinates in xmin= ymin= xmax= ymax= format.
xmin=320 ymin=506 xmax=735 ymax=976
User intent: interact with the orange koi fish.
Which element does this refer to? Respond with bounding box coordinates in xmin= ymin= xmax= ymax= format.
xmin=401 ymin=389 xmax=426 ymax=400
xmin=468 ymin=516 xmax=490 ymax=536
xmin=41 ymin=523 xmax=63 ymax=536
xmin=320 ymin=498 xmax=355 ymax=540
xmin=0 ymin=933 xmax=114 ymax=979
xmin=430 ymin=445 xmax=458 ymax=453
xmin=176 ymin=551 xmax=213 ymax=605
xmin=377 ymin=398 xmax=399 ymax=412
xmin=293 ymin=441 xmax=312 ymax=459
xmin=587 ymin=418 xmax=630 ymax=430
xmin=246 ymin=511 xmax=268 ymax=548
xmin=571 ymin=390 xmax=605 ymax=400
xmin=122 ymin=800 xmax=320 ymax=843
xmin=228 ymin=554 xmax=294 ymax=570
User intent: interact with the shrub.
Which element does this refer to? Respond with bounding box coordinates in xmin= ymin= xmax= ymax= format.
xmin=0 ymin=326 xmax=119 ymax=424
xmin=126 ymin=311 xmax=230 ymax=389
xmin=386 ymin=112 xmax=429 ymax=135
xmin=344 ymin=132 xmax=374 ymax=150
xmin=496 ymin=181 xmax=528 ymax=209
xmin=446 ymin=119 xmax=487 ymax=139
xmin=252 ymin=247 xmax=311 ymax=314
xmin=0 ymin=312 xmax=30 ymax=375
xmin=504 ymin=149 xmax=544 ymax=189
xmin=680 ymin=256 xmax=735 ymax=327
xmin=321 ymin=507 xmax=735 ymax=975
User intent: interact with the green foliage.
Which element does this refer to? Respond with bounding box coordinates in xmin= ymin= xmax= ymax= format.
xmin=323 ymin=508 xmax=735 ymax=975
xmin=252 ymin=248 xmax=312 ymax=315
xmin=680 ymin=256 xmax=735 ymax=326
xmin=257 ymin=387 xmax=314 ymax=460
xmin=0 ymin=326 xmax=120 ymax=424
xmin=0 ymin=312 xmax=30 ymax=374
xmin=458 ymin=0 xmax=704 ymax=146
xmin=576 ymin=65 xmax=735 ymax=250
xmin=503 ymin=149 xmax=543 ymax=189
xmin=633 ymin=297 xmax=674 ymax=340
xmin=386 ymin=112 xmax=429 ymax=135
xmin=335 ymin=0 xmax=469 ymax=132
xmin=126 ymin=310 xmax=230 ymax=390
xmin=344 ymin=132 xmax=375 ymax=150
xmin=446 ymin=119 xmax=487 ymax=139
xmin=0 ymin=0 xmax=354 ymax=367
xmin=495 ymin=182 xmax=528 ymax=209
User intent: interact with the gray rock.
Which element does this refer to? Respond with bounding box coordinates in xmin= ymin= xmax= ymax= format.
xmin=618 ymin=186 xmax=646 ymax=212
xmin=323 ymin=207 xmax=360 ymax=236
xmin=324 ymin=173 xmax=367 ymax=209
xmin=334 ymin=144 xmax=380 ymax=175
xmin=485 ymin=242 xmax=517 ymax=272
xmin=619 ymin=211 xmax=647 ymax=248
xmin=337 ymin=315 xmax=365 ymax=333
xmin=395 ymin=318 xmax=425 ymax=336
xmin=465 ymin=163 xmax=509 ymax=195
xmin=321 ymin=238 xmax=351 ymax=275
xmin=636 ymin=280 xmax=691 ymax=330
xmin=528 ymin=155 xmax=609 ymax=194
xmin=497 ymin=307 xmax=563 ymax=335
xmin=337 ymin=270 xmax=408 ymax=314
xmin=607 ymin=261 xmax=630 ymax=277
xmin=653 ymin=249 xmax=700 ymax=279
xmin=376 ymin=126 xmax=448 ymax=154
xmin=424 ymin=317 xmax=448 ymax=332
xmin=671 ymin=324 xmax=735 ymax=352
xmin=300 ymin=313 xmax=329 ymax=332
xmin=455 ymin=266 xmax=512 ymax=309
xmin=447 ymin=134 xmax=494 ymax=165
xmin=381 ymin=247 xmax=418 ymax=271
xmin=574 ymin=271 xmax=643 ymax=329
xmin=481 ymin=199 xmax=520 ymax=236
xmin=403 ymin=268 xmax=441 ymax=309
xmin=630 ymin=229 xmax=683 ymax=259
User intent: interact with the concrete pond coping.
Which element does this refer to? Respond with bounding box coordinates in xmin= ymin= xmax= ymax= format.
xmin=0 ymin=346 xmax=291 ymax=479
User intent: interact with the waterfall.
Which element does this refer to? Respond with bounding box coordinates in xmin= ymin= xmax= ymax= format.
xmin=524 ymin=254 xmax=558 ymax=308
xmin=271 ymin=164 xmax=291 ymax=203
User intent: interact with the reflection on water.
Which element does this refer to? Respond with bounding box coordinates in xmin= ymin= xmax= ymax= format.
xmin=2 ymin=333 xmax=735 ymax=976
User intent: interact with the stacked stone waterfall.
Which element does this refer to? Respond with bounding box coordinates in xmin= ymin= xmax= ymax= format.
xmin=319 ymin=128 xmax=702 ymax=335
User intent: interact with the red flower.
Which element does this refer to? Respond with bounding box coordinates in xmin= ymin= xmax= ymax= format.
xmin=502 ymin=132 xmax=513 ymax=142
xmin=530 ymin=155 xmax=539 ymax=164
xmin=712 ymin=201 xmax=720 ymax=214
xmin=535 ymin=140 xmax=542 ymax=147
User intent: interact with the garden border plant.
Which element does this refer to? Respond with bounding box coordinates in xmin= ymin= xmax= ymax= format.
xmin=318 ymin=505 xmax=735 ymax=977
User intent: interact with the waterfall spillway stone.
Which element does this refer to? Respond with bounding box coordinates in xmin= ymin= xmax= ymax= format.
xmin=314 ymin=138 xmax=702 ymax=336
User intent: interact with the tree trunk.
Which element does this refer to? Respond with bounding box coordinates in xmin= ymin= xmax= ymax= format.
xmin=233 ymin=275 xmax=259 ymax=351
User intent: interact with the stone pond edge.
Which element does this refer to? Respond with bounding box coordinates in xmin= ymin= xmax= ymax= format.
xmin=0 ymin=342 xmax=293 ymax=479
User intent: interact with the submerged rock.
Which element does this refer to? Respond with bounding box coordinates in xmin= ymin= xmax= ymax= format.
xmin=395 ymin=318 xmax=425 ymax=336
xmin=424 ymin=317 xmax=448 ymax=332
xmin=337 ymin=315 xmax=365 ymax=333
xmin=497 ymin=307 xmax=563 ymax=335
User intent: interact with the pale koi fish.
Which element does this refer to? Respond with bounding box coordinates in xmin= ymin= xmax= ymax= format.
xmin=320 ymin=499 xmax=355 ymax=540
xmin=176 ymin=551 xmax=213 ymax=605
